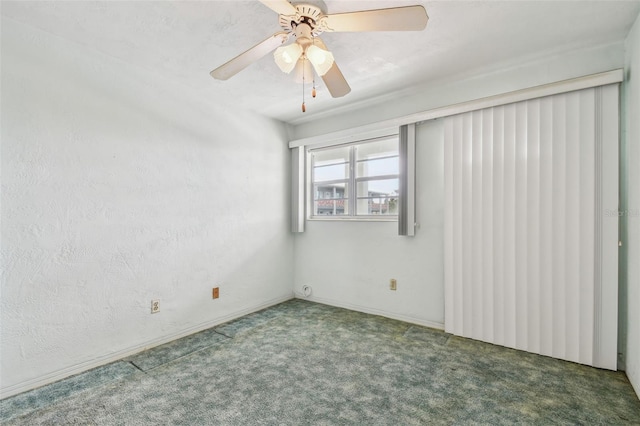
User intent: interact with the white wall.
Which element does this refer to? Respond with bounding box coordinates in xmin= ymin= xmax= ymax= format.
xmin=0 ymin=18 xmax=293 ymax=398
xmin=293 ymin=120 xmax=444 ymax=328
xmin=623 ymin=11 xmax=640 ymax=398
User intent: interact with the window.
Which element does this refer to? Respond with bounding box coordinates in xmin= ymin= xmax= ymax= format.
xmin=309 ymin=137 xmax=399 ymax=219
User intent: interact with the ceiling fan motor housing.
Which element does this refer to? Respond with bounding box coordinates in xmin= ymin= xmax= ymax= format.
xmin=279 ymin=4 xmax=326 ymax=37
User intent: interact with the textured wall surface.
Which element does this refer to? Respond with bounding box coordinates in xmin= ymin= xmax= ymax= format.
xmin=1 ymin=18 xmax=293 ymax=397
xmin=293 ymin=120 xmax=445 ymax=329
xmin=624 ymin=11 xmax=640 ymax=398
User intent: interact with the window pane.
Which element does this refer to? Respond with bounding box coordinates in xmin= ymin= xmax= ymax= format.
xmin=356 ymin=178 xmax=398 ymax=215
xmin=356 ymin=156 xmax=399 ymax=177
xmin=314 ymin=183 xmax=347 ymax=200
xmin=355 ymin=139 xmax=398 ymax=179
xmin=312 ymin=146 xmax=350 ymax=182
xmin=357 ymin=196 xmax=398 ymax=216
xmin=356 ymin=178 xmax=399 ymax=197
xmin=314 ymin=183 xmax=349 ymax=216
xmin=356 ymin=196 xmax=398 ymax=215
xmin=314 ymin=163 xmax=349 ymax=182
xmin=314 ymin=200 xmax=349 ymax=216
xmin=356 ymin=138 xmax=398 ymax=161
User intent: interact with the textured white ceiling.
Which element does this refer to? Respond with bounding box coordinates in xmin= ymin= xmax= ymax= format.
xmin=2 ymin=0 xmax=639 ymax=124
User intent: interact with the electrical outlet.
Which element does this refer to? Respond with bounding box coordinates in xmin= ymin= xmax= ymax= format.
xmin=390 ymin=279 xmax=397 ymax=291
xmin=212 ymin=287 xmax=220 ymax=299
xmin=151 ymin=299 xmax=160 ymax=314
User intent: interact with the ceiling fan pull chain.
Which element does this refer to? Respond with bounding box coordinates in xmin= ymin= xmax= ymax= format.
xmin=302 ymin=57 xmax=307 ymax=113
xmin=312 ymin=67 xmax=317 ymax=98
xmin=311 ymin=35 xmax=317 ymax=98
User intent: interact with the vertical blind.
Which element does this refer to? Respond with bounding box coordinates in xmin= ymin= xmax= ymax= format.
xmin=399 ymin=124 xmax=416 ymax=236
xmin=444 ymin=85 xmax=619 ymax=369
xmin=291 ymin=146 xmax=305 ymax=233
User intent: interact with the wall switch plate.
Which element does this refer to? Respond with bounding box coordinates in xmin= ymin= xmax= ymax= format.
xmin=212 ymin=287 xmax=219 ymax=299
xmin=390 ymin=279 xmax=397 ymax=291
xmin=151 ymin=300 xmax=160 ymax=313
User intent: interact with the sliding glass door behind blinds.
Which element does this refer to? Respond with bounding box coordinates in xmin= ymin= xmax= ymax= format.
xmin=444 ymin=85 xmax=619 ymax=369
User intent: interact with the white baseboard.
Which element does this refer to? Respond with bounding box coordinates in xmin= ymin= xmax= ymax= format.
xmin=1 ymin=293 xmax=294 ymax=399
xmin=296 ymin=294 xmax=444 ymax=331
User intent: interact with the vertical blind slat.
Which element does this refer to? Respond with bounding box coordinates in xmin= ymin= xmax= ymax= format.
xmin=579 ymin=89 xmax=596 ymax=366
xmin=565 ymin=92 xmax=581 ymax=363
xmin=471 ymin=110 xmax=483 ymax=340
xmin=492 ymin=107 xmax=505 ymax=347
xmin=482 ymin=109 xmax=495 ymax=341
xmin=539 ymin=96 xmax=554 ymax=358
xmin=551 ymin=94 xmax=567 ymax=361
xmin=503 ymin=104 xmax=517 ymax=349
xmin=526 ymin=99 xmax=541 ymax=354
xmin=515 ymin=101 xmax=529 ymax=351
xmin=444 ymin=119 xmax=454 ymax=332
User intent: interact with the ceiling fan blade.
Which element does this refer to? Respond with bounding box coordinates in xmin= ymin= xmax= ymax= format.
xmin=313 ymin=38 xmax=350 ymax=98
xmin=323 ymin=5 xmax=428 ymax=32
xmin=258 ymin=0 xmax=297 ymax=16
xmin=210 ymin=32 xmax=288 ymax=80
xmin=322 ymin=62 xmax=351 ymax=98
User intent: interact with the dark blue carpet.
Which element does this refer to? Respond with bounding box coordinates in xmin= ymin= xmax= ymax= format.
xmin=1 ymin=299 xmax=639 ymax=425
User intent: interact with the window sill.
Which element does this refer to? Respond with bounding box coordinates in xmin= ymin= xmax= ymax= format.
xmin=308 ymin=216 xmax=398 ymax=222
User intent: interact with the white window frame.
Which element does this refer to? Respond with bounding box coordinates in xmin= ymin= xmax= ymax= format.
xmin=306 ymin=136 xmax=400 ymax=222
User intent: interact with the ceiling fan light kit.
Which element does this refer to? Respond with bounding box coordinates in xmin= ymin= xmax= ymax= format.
xmin=305 ymin=45 xmax=334 ymax=76
xmin=274 ymin=43 xmax=303 ymax=73
xmin=210 ymin=0 xmax=429 ymax=112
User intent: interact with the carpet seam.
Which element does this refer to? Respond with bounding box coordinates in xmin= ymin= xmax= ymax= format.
xmin=134 ymin=340 xmax=231 ymax=373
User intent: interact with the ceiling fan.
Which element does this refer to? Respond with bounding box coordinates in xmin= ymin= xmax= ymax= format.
xmin=210 ymin=0 xmax=428 ymax=111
